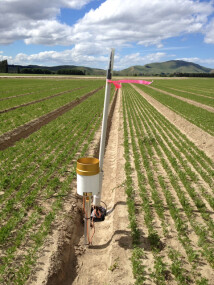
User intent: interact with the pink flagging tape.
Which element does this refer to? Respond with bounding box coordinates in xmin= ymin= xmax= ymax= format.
xmin=107 ymin=79 xmax=153 ymax=89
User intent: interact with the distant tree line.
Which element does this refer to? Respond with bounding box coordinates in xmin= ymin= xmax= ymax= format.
xmin=170 ymin=72 xmax=214 ymax=78
xmin=20 ymin=68 xmax=52 ymax=74
xmin=19 ymin=68 xmax=85 ymax=75
xmin=0 ymin=60 xmax=8 ymax=73
xmin=57 ymin=69 xmax=85 ymax=75
xmin=130 ymin=72 xmax=214 ymax=77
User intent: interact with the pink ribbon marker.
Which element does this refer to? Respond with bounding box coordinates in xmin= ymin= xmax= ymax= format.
xmin=107 ymin=79 xmax=153 ymax=89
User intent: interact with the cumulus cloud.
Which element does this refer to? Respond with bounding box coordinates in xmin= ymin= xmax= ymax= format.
xmin=204 ymin=19 xmax=214 ymax=44
xmin=2 ymin=48 xmax=214 ymax=70
xmin=5 ymin=48 xmax=167 ymax=70
xmin=0 ymin=0 xmax=213 ymax=47
xmin=0 ymin=0 xmax=214 ymax=68
xmin=7 ymin=49 xmax=109 ymax=68
xmin=115 ymin=52 xmax=167 ymax=69
xmin=74 ymin=0 xmax=213 ymax=47
xmin=0 ymin=0 xmax=92 ymax=44
xmin=178 ymin=57 xmax=214 ymax=66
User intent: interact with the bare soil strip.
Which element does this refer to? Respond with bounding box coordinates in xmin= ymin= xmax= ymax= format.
xmin=132 ymin=84 xmax=214 ymax=161
xmin=167 ymin=87 xmax=213 ymax=99
xmin=0 ymin=92 xmax=34 ymax=101
xmin=70 ymin=88 xmax=134 ymax=285
xmin=149 ymin=86 xmax=214 ymax=113
xmin=0 ymin=87 xmax=85 ymax=114
xmin=0 ymin=87 xmax=103 ymax=150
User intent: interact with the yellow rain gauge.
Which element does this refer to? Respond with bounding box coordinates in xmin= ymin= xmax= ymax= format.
xmin=76 ymin=49 xmax=115 ymax=245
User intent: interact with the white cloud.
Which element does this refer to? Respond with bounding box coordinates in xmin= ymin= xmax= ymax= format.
xmin=0 ymin=54 xmax=13 ymax=61
xmin=8 ymin=49 xmax=109 ymax=68
xmin=2 ymin=49 xmax=214 ymax=70
xmin=204 ymin=19 xmax=214 ymax=44
xmin=24 ymin=20 xmax=75 ymax=46
xmin=0 ymin=0 xmax=93 ymax=44
xmin=74 ymin=0 xmax=213 ymax=48
xmin=0 ymin=0 xmax=213 ymax=47
xmin=0 ymin=0 xmax=214 ymax=69
xmin=178 ymin=57 xmax=214 ymax=66
xmin=115 ymin=52 xmax=167 ymax=69
xmin=6 ymin=49 xmax=167 ymax=70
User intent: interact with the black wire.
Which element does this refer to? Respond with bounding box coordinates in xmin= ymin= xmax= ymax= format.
xmin=100 ymin=200 xmax=107 ymax=211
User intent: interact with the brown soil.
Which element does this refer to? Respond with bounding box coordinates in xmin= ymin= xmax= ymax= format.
xmin=149 ymin=86 xmax=214 ymax=113
xmin=0 ymin=87 xmax=103 ymax=150
xmin=72 ymin=88 xmax=134 ymax=285
xmin=166 ymin=87 xmax=213 ymax=99
xmin=0 ymin=87 xmax=85 ymax=114
xmin=0 ymin=92 xmax=34 ymax=102
xmin=132 ymin=84 xmax=214 ymax=161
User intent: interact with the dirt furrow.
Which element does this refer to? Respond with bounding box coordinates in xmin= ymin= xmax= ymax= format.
xmin=166 ymin=87 xmax=213 ymax=99
xmin=71 ymin=88 xmax=134 ymax=285
xmin=149 ymin=85 xmax=214 ymax=112
xmin=0 ymin=87 xmax=103 ymax=150
xmin=0 ymin=92 xmax=34 ymax=101
xmin=132 ymin=84 xmax=214 ymax=161
xmin=0 ymin=87 xmax=86 ymax=114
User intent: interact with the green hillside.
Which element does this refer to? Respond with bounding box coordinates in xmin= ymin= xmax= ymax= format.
xmin=119 ymin=60 xmax=212 ymax=76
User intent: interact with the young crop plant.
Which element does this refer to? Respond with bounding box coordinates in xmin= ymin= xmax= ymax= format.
xmin=0 ymin=86 xmax=113 ymax=285
xmin=137 ymin=84 xmax=214 ymax=136
xmin=153 ymin=78 xmax=214 ymax=99
xmin=122 ymin=84 xmax=214 ymax=284
xmin=152 ymin=82 xmax=214 ymax=107
xmin=123 ymin=93 xmax=147 ymax=284
xmin=123 ymin=87 xmax=171 ymax=284
xmin=0 ymin=79 xmax=104 ymax=135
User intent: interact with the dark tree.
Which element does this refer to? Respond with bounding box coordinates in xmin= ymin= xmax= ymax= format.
xmin=0 ymin=60 xmax=8 ymax=73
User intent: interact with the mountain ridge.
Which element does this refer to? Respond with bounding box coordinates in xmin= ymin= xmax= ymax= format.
xmin=7 ymin=60 xmax=213 ymax=76
xmin=119 ymin=60 xmax=212 ymax=76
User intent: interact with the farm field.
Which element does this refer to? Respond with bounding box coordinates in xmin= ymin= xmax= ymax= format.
xmin=0 ymin=76 xmax=214 ymax=285
xmin=0 ymin=78 xmax=104 ymax=135
xmin=122 ymin=84 xmax=214 ymax=285
xmin=0 ymin=77 xmax=108 ymax=284
xmin=137 ymin=79 xmax=214 ymax=136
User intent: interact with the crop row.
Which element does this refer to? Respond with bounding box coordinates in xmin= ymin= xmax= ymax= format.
xmin=0 ymin=87 xmax=114 ymax=285
xmin=0 ymin=78 xmax=101 ymax=99
xmin=153 ymin=79 xmax=214 ymax=98
xmin=0 ymin=80 xmax=104 ymax=135
xmin=151 ymin=83 xmax=214 ymax=107
xmin=0 ymin=79 xmax=93 ymax=110
xmin=122 ymin=84 xmax=213 ymax=284
xmin=136 ymin=84 xmax=214 ymax=136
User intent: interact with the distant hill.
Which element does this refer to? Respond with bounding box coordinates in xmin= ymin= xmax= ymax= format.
xmin=8 ymin=60 xmax=213 ymax=76
xmin=8 ymin=64 xmax=106 ymax=76
xmin=119 ymin=60 xmax=212 ymax=76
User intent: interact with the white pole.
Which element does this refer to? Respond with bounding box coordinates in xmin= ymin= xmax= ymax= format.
xmin=93 ymin=49 xmax=115 ymax=207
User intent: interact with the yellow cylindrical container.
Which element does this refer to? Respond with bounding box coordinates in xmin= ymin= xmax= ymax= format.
xmin=76 ymin=157 xmax=100 ymax=196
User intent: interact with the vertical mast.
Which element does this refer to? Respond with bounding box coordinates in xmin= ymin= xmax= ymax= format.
xmin=93 ymin=48 xmax=115 ymax=206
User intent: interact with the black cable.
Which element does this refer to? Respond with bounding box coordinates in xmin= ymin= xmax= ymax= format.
xmin=100 ymin=200 xmax=107 ymax=211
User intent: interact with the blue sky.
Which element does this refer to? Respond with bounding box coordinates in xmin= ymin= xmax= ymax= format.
xmin=0 ymin=0 xmax=214 ymax=70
